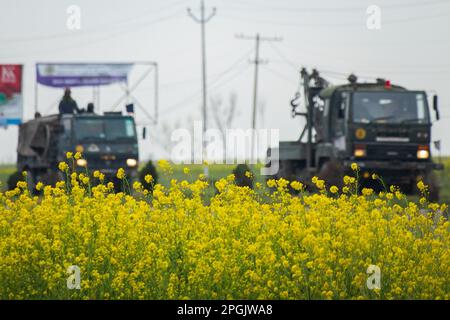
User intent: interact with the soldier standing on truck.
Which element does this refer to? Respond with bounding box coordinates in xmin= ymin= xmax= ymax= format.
xmin=86 ymin=102 xmax=95 ymax=114
xmin=58 ymin=87 xmax=81 ymax=114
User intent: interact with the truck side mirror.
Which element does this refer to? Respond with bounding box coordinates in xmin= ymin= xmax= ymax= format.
xmin=433 ymin=95 xmax=440 ymax=121
xmin=142 ymin=127 xmax=146 ymax=140
xmin=126 ymin=103 xmax=135 ymax=114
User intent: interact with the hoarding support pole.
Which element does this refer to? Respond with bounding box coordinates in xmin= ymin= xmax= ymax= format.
xmin=34 ymin=81 xmax=38 ymax=115
xmin=92 ymin=86 xmax=96 ymax=110
xmin=154 ymin=63 xmax=158 ymax=125
xmin=97 ymin=86 xmax=100 ymax=113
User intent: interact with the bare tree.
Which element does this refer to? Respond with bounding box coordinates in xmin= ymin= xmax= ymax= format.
xmin=258 ymin=99 xmax=266 ymax=129
xmin=210 ymin=92 xmax=238 ymax=135
xmin=210 ymin=92 xmax=239 ymax=161
xmin=152 ymin=119 xmax=182 ymax=158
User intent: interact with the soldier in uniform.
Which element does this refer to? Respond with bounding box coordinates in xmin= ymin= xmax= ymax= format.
xmin=58 ymin=88 xmax=81 ymax=114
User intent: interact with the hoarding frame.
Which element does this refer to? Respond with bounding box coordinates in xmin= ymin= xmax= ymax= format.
xmin=35 ymin=61 xmax=158 ymax=125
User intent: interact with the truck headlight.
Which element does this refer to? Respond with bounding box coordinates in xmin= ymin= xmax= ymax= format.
xmin=126 ymin=158 xmax=138 ymax=167
xmin=354 ymin=145 xmax=366 ymax=157
xmin=417 ymin=148 xmax=429 ymax=159
xmin=77 ymin=158 xmax=87 ymax=167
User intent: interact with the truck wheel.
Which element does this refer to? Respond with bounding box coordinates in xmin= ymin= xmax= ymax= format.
xmin=318 ymin=160 xmax=344 ymax=189
xmin=277 ymin=160 xmax=308 ymax=181
xmin=9 ymin=168 xmax=36 ymax=193
xmin=44 ymin=170 xmax=62 ymax=187
xmin=424 ymin=172 xmax=440 ymax=202
xmin=399 ymin=183 xmax=413 ymax=195
xmin=24 ymin=168 xmax=37 ymax=193
xmin=232 ymin=164 xmax=254 ymax=189
xmin=7 ymin=171 xmax=22 ymax=191
xmin=276 ymin=160 xmax=295 ymax=181
xmin=266 ymin=160 xmax=308 ymax=193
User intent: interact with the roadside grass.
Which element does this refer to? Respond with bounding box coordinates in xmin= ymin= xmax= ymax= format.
xmin=1 ymin=159 xmax=449 ymax=205
xmin=156 ymin=163 xmax=265 ymax=185
xmin=0 ymin=165 xmax=15 ymax=191
xmin=437 ymin=157 xmax=450 ymax=204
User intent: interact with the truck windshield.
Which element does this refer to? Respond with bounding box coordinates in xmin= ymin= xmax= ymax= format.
xmin=352 ymin=92 xmax=429 ymax=124
xmin=74 ymin=118 xmax=136 ymax=141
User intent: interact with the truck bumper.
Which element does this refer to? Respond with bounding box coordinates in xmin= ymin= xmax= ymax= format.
xmin=103 ymin=168 xmax=138 ymax=182
xmin=343 ymin=160 xmax=443 ymax=171
xmin=75 ymin=167 xmax=138 ymax=182
xmin=342 ymin=159 xmax=443 ymax=188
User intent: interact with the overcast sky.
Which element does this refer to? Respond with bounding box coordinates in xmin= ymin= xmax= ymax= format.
xmin=1 ymin=0 xmax=450 ymax=163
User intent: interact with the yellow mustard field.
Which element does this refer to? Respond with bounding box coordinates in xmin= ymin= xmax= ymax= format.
xmin=0 ymin=158 xmax=449 ymax=300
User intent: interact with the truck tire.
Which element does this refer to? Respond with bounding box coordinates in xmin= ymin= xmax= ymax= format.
xmin=44 ymin=170 xmax=62 ymax=187
xmin=24 ymin=168 xmax=37 ymax=193
xmin=424 ymin=172 xmax=440 ymax=202
xmin=7 ymin=171 xmax=22 ymax=191
xmin=276 ymin=160 xmax=307 ymax=182
xmin=318 ymin=160 xmax=345 ymax=189
xmin=266 ymin=160 xmax=308 ymax=193
xmin=8 ymin=168 xmax=36 ymax=193
xmin=232 ymin=164 xmax=254 ymax=189
xmin=399 ymin=183 xmax=413 ymax=195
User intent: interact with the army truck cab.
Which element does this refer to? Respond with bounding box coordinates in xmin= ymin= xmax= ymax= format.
xmin=270 ymin=69 xmax=443 ymax=200
xmin=16 ymin=112 xmax=139 ymax=188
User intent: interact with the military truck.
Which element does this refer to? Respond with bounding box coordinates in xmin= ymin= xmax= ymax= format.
xmin=12 ymin=112 xmax=139 ymax=189
xmin=267 ymin=68 xmax=443 ymax=200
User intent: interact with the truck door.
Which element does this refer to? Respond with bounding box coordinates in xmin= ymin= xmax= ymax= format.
xmin=59 ymin=118 xmax=72 ymax=149
xmin=331 ymin=91 xmax=349 ymax=151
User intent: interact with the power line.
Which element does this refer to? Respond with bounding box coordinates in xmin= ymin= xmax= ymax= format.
xmin=158 ymin=47 xmax=254 ymax=117
xmin=0 ymin=0 xmax=188 ymax=44
xmin=218 ymin=9 xmax=450 ymax=28
xmin=220 ymin=0 xmax=450 ymax=12
xmin=259 ymin=65 xmax=298 ymax=86
xmin=0 ymin=11 xmax=183 ymax=59
xmin=158 ymin=63 xmax=251 ymax=119
xmin=159 ymin=47 xmax=255 ymax=88
xmin=161 ymin=62 xmax=251 ymax=114
xmin=159 ymin=68 xmax=242 ymax=88
xmin=274 ymin=41 xmax=450 ymax=80
xmin=276 ymin=41 xmax=450 ymax=74
xmin=269 ymin=42 xmax=381 ymax=81
xmin=208 ymin=46 xmax=255 ymax=83
xmin=236 ymin=33 xmax=282 ymax=163
xmin=160 ymin=77 xmax=204 ymax=88
xmin=267 ymin=42 xmax=299 ymax=71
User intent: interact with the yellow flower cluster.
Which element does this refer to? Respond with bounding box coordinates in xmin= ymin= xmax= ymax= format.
xmin=116 ymin=168 xmax=125 ymax=180
xmin=158 ymin=159 xmax=173 ymax=174
xmin=0 ymin=162 xmax=449 ymax=300
xmin=144 ymin=174 xmax=153 ymax=184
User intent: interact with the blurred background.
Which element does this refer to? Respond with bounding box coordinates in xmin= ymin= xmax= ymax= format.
xmin=0 ymin=0 xmax=449 ymax=163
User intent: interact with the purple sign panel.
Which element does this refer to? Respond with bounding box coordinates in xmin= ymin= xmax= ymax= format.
xmin=36 ymin=63 xmax=133 ymax=88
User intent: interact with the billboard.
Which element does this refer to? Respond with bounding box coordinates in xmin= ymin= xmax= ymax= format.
xmin=36 ymin=63 xmax=133 ymax=88
xmin=0 ymin=64 xmax=23 ymax=126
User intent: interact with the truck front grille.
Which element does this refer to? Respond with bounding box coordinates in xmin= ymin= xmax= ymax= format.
xmin=366 ymin=144 xmax=417 ymax=160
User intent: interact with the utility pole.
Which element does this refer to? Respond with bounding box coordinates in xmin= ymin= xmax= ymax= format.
xmin=188 ymin=0 xmax=216 ymax=175
xmin=236 ymin=33 xmax=282 ymax=163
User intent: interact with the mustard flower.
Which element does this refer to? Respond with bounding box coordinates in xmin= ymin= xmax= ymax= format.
xmin=116 ymin=168 xmax=125 ymax=180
